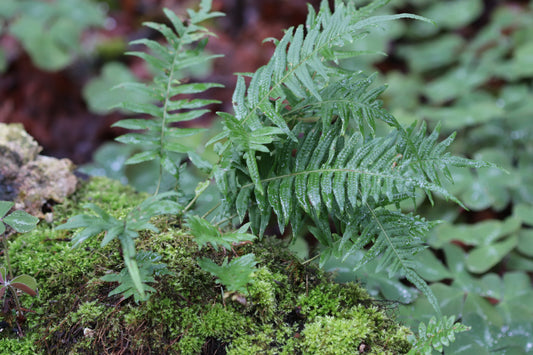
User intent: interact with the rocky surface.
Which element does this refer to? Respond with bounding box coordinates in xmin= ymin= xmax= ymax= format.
xmin=0 ymin=123 xmax=77 ymax=218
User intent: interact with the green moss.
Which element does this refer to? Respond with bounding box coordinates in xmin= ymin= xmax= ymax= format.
xmin=300 ymin=314 xmax=369 ymax=354
xmin=0 ymin=333 xmax=41 ymax=355
xmin=3 ymin=176 xmax=413 ymax=354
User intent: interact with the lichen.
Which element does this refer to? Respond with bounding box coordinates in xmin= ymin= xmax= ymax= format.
xmin=2 ymin=176 xmax=413 ymax=354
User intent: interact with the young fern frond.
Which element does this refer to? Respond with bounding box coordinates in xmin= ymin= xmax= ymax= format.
xmin=113 ymin=1 xmax=223 ymax=193
xmin=408 ymin=315 xmax=470 ymax=354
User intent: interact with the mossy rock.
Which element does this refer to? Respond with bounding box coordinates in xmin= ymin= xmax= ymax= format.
xmin=2 ymin=177 xmax=412 ymax=354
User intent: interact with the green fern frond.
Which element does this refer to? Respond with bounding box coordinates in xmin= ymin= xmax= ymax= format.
xmin=112 ymin=2 xmax=223 ymax=192
xmin=211 ymin=0 xmax=431 ymax=195
xmin=216 ymin=105 xmax=491 ymax=315
xmin=100 ymin=251 xmax=171 ymax=303
xmin=285 ymin=73 xmax=400 ymax=136
xmin=408 ymin=315 xmax=470 ymax=354
xmin=225 ymin=121 xmax=475 ymax=227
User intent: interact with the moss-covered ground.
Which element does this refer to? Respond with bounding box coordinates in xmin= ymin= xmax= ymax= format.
xmin=1 ymin=177 xmax=412 ymax=354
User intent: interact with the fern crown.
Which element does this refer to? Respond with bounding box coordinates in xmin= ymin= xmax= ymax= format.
xmin=208 ymin=0 xmax=493 ymax=315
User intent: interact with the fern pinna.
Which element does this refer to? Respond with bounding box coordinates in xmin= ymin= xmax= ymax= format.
xmin=211 ymin=0 xmax=493 ymax=315
xmin=112 ymin=1 xmax=223 ymax=193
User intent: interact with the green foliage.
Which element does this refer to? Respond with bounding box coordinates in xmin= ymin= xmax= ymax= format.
xmin=0 ymin=201 xmax=39 ymax=234
xmin=0 ymin=0 xmax=105 ymax=71
xmin=56 ymin=192 xmax=181 ymax=301
xmin=46 ymin=0 xmax=513 ymax=351
xmin=331 ymin=0 xmax=533 ymax=352
xmin=82 ymin=62 xmax=151 ymax=115
xmin=197 ymin=253 xmax=258 ymax=295
xmin=407 ymin=315 xmax=470 ymax=355
xmin=100 ymin=250 xmax=171 ymax=303
xmin=0 ymin=266 xmax=38 ymax=299
xmin=0 ymin=201 xmax=39 ymax=335
xmin=188 ymin=215 xmax=256 ymax=251
xmin=379 ymin=0 xmax=533 ymax=213
xmin=111 ymin=2 xmax=224 ymax=193
xmin=210 ymin=0 xmax=491 ymax=319
xmin=4 ymin=177 xmax=414 ymax=353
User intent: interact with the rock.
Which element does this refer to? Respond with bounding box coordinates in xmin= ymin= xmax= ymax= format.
xmin=0 ymin=123 xmax=77 ymax=218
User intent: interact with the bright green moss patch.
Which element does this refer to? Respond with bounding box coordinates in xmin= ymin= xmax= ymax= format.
xmin=2 ymin=177 xmax=413 ymax=354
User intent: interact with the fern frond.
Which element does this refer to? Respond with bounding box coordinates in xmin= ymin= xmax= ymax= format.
xmin=211 ymin=0 xmax=431 ymax=195
xmin=217 ymin=114 xmax=489 ymax=314
xmin=210 ymin=0 xmax=489 ymax=317
xmin=404 ymin=121 xmax=496 ymax=205
xmin=340 ymin=208 xmax=441 ymax=314
xmin=408 ymin=315 xmax=470 ymax=354
xmin=113 ymin=3 xmax=223 ymax=192
xmin=101 ymin=251 xmax=171 ymax=303
xmin=230 ymin=121 xmax=472 ymax=225
xmin=285 ymin=73 xmax=400 ymax=136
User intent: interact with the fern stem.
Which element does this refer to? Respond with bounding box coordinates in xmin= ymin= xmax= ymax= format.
xmin=183 ymin=191 xmax=202 ymax=213
xmin=154 ymin=164 xmax=163 ymax=195
xmin=301 ymin=253 xmax=320 ymax=265
xmin=213 ymin=213 xmax=238 ymax=227
xmin=201 ymin=201 xmax=221 ymax=219
xmin=155 ymin=23 xmax=186 ymax=196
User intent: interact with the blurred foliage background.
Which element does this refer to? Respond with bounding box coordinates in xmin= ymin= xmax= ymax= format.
xmin=1 ymin=0 xmax=533 ymax=353
xmin=0 ymin=0 xmax=318 ymax=163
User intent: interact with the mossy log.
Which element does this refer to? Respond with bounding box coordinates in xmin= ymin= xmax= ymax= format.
xmin=2 ymin=176 xmax=412 ymax=354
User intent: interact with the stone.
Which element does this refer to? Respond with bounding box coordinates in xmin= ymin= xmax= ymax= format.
xmin=0 ymin=123 xmax=77 ymax=218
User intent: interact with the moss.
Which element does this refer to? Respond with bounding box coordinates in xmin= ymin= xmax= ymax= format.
xmin=0 ymin=332 xmax=40 ymax=355
xmin=2 ymin=176 xmax=413 ymax=354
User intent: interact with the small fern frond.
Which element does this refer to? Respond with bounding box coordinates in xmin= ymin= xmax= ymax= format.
xmin=408 ymin=315 xmax=470 ymax=354
xmin=101 ymin=251 xmax=171 ymax=303
xmin=113 ymin=3 xmax=223 ymax=192
xmin=339 ymin=208 xmax=441 ymax=314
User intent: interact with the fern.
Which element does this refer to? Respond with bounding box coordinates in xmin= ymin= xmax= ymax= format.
xmin=112 ymin=0 xmax=223 ymax=193
xmin=100 ymin=251 xmax=171 ymax=303
xmin=56 ymin=192 xmax=181 ymax=301
xmin=197 ymin=254 xmax=258 ymax=295
xmin=187 ymin=215 xmax=256 ymax=251
xmin=57 ymin=1 xmax=495 ymax=338
xmin=209 ymin=0 xmax=431 ymax=192
xmin=210 ymin=0 xmax=494 ymax=315
xmin=407 ymin=315 xmax=470 ymax=354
